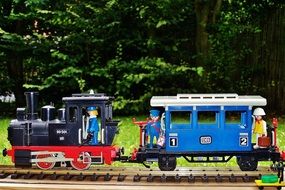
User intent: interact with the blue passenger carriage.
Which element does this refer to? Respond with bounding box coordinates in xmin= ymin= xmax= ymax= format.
xmin=154 ymin=94 xmax=258 ymax=152
xmin=133 ymin=94 xmax=282 ymax=171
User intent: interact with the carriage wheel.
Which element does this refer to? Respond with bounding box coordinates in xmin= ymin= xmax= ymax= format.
xmin=236 ymin=156 xmax=258 ymax=171
xmin=36 ymin=154 xmax=56 ymax=170
xmin=71 ymin=152 xmax=92 ymax=170
xmin=158 ymin=155 xmax=177 ymax=171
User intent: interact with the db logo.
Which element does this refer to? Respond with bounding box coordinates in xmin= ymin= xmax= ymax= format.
xmin=200 ymin=136 xmax=212 ymax=144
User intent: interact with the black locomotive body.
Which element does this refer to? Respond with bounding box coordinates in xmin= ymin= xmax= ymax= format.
xmin=5 ymin=92 xmax=121 ymax=170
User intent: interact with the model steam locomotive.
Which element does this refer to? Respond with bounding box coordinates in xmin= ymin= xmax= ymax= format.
xmin=2 ymin=92 xmax=285 ymax=171
xmin=3 ymin=92 xmax=121 ymax=170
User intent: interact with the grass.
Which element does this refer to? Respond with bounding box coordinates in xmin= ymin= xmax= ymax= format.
xmin=0 ymin=118 xmax=12 ymax=165
xmin=1 ymin=116 xmax=284 ymax=169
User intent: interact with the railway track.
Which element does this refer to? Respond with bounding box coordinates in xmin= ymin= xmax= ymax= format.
xmin=0 ymin=165 xmax=274 ymax=183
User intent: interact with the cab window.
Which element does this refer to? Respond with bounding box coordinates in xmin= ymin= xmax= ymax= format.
xmin=69 ymin=106 xmax=78 ymax=122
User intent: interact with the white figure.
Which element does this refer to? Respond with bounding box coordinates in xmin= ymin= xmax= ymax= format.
xmin=252 ymin=107 xmax=267 ymax=149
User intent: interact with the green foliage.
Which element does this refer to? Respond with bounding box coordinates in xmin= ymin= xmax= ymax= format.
xmin=91 ymin=57 xmax=202 ymax=114
xmin=205 ymin=0 xmax=282 ymax=93
xmin=0 ymin=0 xmax=201 ymax=113
xmin=0 ymin=0 xmax=284 ymax=114
xmin=24 ymin=66 xmax=86 ymax=92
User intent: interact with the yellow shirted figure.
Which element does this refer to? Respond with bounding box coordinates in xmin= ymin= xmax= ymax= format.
xmin=253 ymin=120 xmax=264 ymax=134
xmin=252 ymin=107 xmax=267 ymax=149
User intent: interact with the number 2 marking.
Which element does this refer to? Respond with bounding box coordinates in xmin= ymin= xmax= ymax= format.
xmin=240 ymin=137 xmax=248 ymax=146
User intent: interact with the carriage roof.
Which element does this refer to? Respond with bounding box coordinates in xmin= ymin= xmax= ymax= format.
xmin=150 ymin=94 xmax=267 ymax=107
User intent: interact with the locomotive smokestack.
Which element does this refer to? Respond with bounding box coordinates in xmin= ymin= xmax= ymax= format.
xmin=25 ymin=92 xmax=39 ymax=120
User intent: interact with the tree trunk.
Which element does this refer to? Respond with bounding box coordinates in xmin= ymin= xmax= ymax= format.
xmin=2 ymin=1 xmax=27 ymax=107
xmin=195 ymin=0 xmax=222 ymax=66
xmin=248 ymin=7 xmax=285 ymax=113
xmin=6 ymin=55 xmax=25 ymax=107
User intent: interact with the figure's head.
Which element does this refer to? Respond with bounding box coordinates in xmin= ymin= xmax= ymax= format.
xmin=253 ymin=107 xmax=266 ymax=120
xmin=150 ymin=109 xmax=160 ymax=120
xmin=87 ymin=106 xmax=98 ymax=116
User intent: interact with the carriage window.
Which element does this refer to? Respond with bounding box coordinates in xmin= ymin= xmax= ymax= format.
xmin=69 ymin=107 xmax=78 ymax=122
xmin=171 ymin=111 xmax=191 ymax=124
xmin=226 ymin=111 xmax=245 ymax=125
xmin=198 ymin=111 xmax=216 ymax=124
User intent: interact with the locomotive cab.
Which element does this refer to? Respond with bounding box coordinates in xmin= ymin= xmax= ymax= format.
xmin=61 ymin=93 xmax=119 ymax=146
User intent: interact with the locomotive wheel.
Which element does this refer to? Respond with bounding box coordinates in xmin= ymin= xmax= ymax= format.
xmin=236 ymin=156 xmax=258 ymax=171
xmin=158 ymin=155 xmax=177 ymax=171
xmin=36 ymin=154 xmax=56 ymax=170
xmin=71 ymin=152 xmax=91 ymax=170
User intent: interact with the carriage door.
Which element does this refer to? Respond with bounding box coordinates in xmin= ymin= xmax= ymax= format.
xmin=167 ymin=109 xmax=192 ymax=151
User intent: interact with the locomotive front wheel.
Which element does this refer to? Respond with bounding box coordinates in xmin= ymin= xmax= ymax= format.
xmin=70 ymin=152 xmax=91 ymax=170
xmin=36 ymin=154 xmax=56 ymax=170
xmin=158 ymin=155 xmax=177 ymax=171
xmin=236 ymin=156 xmax=258 ymax=171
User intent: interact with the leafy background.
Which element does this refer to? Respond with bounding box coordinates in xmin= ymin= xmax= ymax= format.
xmin=0 ymin=0 xmax=285 ymax=167
xmin=0 ymin=0 xmax=284 ymax=115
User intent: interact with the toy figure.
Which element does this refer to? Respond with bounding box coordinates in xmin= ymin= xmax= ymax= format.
xmin=87 ymin=106 xmax=100 ymax=145
xmin=252 ymin=107 xmax=267 ymax=149
xmin=147 ymin=109 xmax=161 ymax=148
xmin=156 ymin=112 xmax=166 ymax=148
